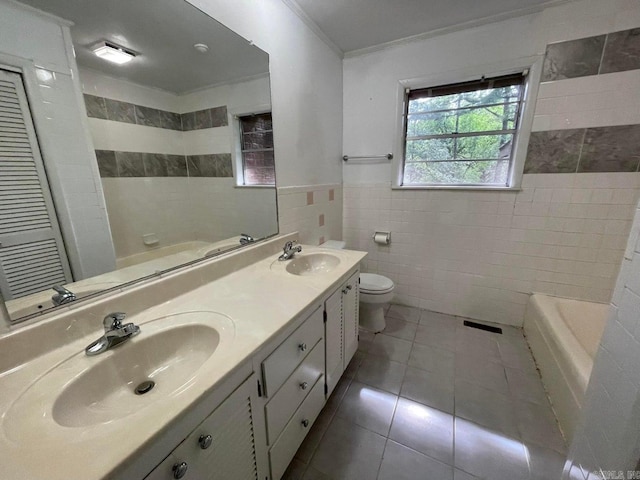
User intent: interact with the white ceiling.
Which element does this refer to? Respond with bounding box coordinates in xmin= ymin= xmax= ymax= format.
xmin=17 ymin=0 xmax=269 ymax=94
xmin=288 ymin=0 xmax=570 ymax=53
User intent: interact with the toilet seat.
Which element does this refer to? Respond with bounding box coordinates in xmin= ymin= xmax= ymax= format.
xmin=360 ymin=273 xmax=394 ymax=295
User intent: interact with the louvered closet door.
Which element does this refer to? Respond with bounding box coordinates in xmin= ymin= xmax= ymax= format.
xmin=0 ymin=69 xmax=71 ymax=301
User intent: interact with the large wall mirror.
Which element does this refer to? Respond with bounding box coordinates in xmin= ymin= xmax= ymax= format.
xmin=2 ymin=0 xmax=278 ymax=323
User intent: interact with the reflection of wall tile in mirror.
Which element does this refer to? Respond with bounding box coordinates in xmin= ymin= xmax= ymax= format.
xmin=600 ymin=28 xmax=640 ymax=74
xmin=159 ymin=110 xmax=183 ymax=131
xmin=542 ymin=36 xmax=605 ymax=82
xmin=115 ymin=151 xmax=145 ymax=176
xmin=195 ymin=109 xmax=213 ymax=129
xmin=84 ymin=94 xmax=107 ymax=119
xmin=578 ymin=125 xmax=640 ymax=173
xmin=211 ymin=106 xmax=228 ymax=127
xmin=187 ymin=155 xmax=217 ymax=177
xmin=524 ymin=129 xmax=584 ymax=173
xmin=143 ymin=153 xmax=169 ymax=177
xmin=214 ymin=153 xmax=233 ymax=177
xmin=95 ymin=150 xmax=117 ymax=177
xmin=135 ymin=105 xmax=162 ymax=128
xmin=105 ymin=98 xmax=136 ymax=124
xmin=182 ymin=112 xmax=196 ymax=131
xmin=166 ymin=155 xmax=188 ymax=176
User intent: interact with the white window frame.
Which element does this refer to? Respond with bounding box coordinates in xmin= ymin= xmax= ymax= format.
xmin=229 ymin=106 xmax=275 ymax=188
xmin=392 ymin=55 xmax=544 ymax=190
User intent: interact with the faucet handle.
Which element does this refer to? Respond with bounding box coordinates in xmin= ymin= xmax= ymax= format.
xmin=103 ymin=312 xmax=126 ymax=330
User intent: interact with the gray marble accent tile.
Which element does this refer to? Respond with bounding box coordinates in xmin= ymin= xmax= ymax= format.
xmin=83 ymin=94 xmax=107 ymax=119
xmin=135 ymin=105 xmax=162 ymax=128
xmin=524 ymin=129 xmax=584 ymax=174
xmin=181 ymin=112 xmax=196 ymax=131
xmin=601 ymin=28 xmax=640 ymax=74
xmin=187 ymin=155 xmax=217 ymax=177
xmin=210 ymin=106 xmax=228 ymax=127
xmin=105 ymin=98 xmax=136 ymax=124
xmin=542 ymin=35 xmax=606 ymax=81
xmin=142 ymin=153 xmax=168 ymax=177
xmin=159 ymin=110 xmax=183 ymax=131
xmin=578 ymin=125 xmax=640 ymax=173
xmin=195 ymin=109 xmax=212 ymax=129
xmin=213 ymin=153 xmax=233 ymax=177
xmin=95 ymin=150 xmax=117 ymax=177
xmin=166 ymin=155 xmax=188 ymax=176
xmin=115 ymin=151 xmax=144 ymax=177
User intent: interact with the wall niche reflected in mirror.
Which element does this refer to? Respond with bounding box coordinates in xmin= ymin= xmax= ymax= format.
xmin=1 ymin=0 xmax=278 ymax=323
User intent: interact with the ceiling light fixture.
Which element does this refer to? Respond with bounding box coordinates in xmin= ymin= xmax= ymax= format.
xmin=92 ymin=41 xmax=136 ymax=65
xmin=193 ymin=43 xmax=210 ymax=54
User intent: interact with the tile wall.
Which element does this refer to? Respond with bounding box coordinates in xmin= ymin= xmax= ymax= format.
xmin=343 ymin=2 xmax=640 ymax=326
xmin=564 ymin=201 xmax=640 ymax=477
xmin=81 ymin=71 xmax=277 ymax=259
xmin=277 ymin=184 xmax=342 ymax=246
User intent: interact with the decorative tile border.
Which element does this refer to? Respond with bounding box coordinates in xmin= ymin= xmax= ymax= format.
xmin=524 ymin=124 xmax=640 ymax=174
xmin=84 ymin=94 xmax=228 ymax=131
xmin=95 ymin=150 xmax=233 ymax=178
xmin=542 ymin=27 xmax=640 ymax=82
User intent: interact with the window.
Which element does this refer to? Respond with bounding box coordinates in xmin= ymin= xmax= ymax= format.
xmin=402 ymin=73 xmax=525 ymax=187
xmin=239 ymin=112 xmax=275 ymax=185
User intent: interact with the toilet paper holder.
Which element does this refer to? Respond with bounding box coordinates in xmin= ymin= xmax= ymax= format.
xmin=372 ymin=231 xmax=391 ymax=245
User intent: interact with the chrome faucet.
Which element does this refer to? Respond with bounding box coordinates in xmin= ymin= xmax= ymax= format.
xmin=85 ymin=312 xmax=140 ymax=356
xmin=240 ymin=233 xmax=255 ymax=245
xmin=52 ymin=285 xmax=76 ymax=306
xmin=278 ymin=240 xmax=302 ymax=261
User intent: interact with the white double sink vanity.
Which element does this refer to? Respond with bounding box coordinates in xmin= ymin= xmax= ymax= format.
xmin=0 ymin=234 xmax=366 ymax=480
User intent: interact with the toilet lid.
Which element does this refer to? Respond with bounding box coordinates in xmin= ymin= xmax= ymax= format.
xmin=360 ymin=273 xmax=394 ymax=293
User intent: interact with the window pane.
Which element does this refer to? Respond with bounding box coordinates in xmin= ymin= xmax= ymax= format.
xmin=408 ymin=85 xmax=521 ymax=113
xmin=407 ymin=103 xmax=518 ymax=137
xmin=241 ymin=131 xmax=274 ymax=150
xmin=403 ymin=159 xmax=510 ymax=185
xmin=406 ymin=134 xmax=514 ymax=162
xmin=240 ymin=113 xmax=272 ymax=133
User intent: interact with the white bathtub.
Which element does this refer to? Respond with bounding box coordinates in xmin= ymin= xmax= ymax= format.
xmin=524 ymin=294 xmax=609 ymax=443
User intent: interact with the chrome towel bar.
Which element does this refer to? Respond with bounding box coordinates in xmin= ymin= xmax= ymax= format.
xmin=342 ymin=153 xmax=393 ymax=162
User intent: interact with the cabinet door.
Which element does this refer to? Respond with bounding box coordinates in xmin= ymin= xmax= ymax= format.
xmin=342 ymin=270 xmax=359 ymax=367
xmin=324 ymin=287 xmax=343 ymax=397
xmin=145 ymin=374 xmax=265 ymax=480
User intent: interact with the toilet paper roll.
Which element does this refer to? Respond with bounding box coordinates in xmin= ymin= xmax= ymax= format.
xmin=373 ymin=231 xmax=391 ymax=245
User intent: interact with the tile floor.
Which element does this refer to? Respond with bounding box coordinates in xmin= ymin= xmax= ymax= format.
xmin=283 ymin=304 xmax=567 ymax=480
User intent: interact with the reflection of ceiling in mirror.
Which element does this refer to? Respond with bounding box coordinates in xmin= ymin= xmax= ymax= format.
xmin=16 ymin=0 xmax=269 ymax=94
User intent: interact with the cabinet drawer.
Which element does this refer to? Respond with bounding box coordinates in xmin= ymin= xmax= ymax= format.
xmin=265 ymin=339 xmax=324 ymax=444
xmin=262 ymin=306 xmax=323 ymax=396
xmin=269 ymin=376 xmax=325 ymax=480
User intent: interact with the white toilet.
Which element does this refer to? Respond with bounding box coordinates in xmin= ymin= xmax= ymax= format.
xmin=322 ymin=240 xmax=395 ymax=333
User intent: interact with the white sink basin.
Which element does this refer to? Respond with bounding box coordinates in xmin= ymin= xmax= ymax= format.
xmin=284 ymin=253 xmax=340 ymax=276
xmin=3 ymin=311 xmax=235 ymax=437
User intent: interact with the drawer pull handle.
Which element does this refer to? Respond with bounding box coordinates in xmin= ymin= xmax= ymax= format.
xmin=172 ymin=462 xmax=188 ymax=479
xmin=299 ymin=381 xmax=308 ymax=390
xmin=298 ymin=343 xmax=307 ymax=352
xmin=342 ymin=288 xmax=348 ymax=294
xmin=198 ymin=434 xmax=212 ymax=450
xmin=346 ymin=284 xmax=353 ymax=290
xmin=301 ymin=419 xmax=310 ymax=428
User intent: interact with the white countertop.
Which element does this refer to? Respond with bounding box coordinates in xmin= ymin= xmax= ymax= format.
xmin=0 ymin=243 xmax=366 ymax=480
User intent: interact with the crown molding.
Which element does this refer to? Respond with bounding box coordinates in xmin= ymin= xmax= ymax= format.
xmin=280 ymin=0 xmax=344 ymax=58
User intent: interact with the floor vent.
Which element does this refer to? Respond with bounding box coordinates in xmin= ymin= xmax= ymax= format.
xmin=463 ymin=320 xmax=502 ymax=334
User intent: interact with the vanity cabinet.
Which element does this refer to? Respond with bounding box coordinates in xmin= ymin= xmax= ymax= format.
xmin=144 ymin=374 xmax=266 ymax=480
xmin=325 ymin=269 xmax=360 ymax=396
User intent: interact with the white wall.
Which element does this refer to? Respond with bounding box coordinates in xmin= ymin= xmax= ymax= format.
xmin=0 ymin=1 xmax=115 ymax=279
xmin=342 ymin=0 xmax=640 ymax=326
xmin=81 ymin=70 xmax=278 ymax=258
